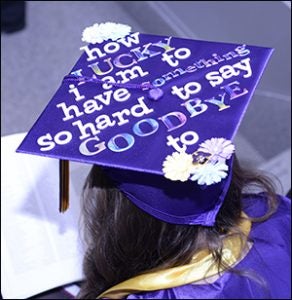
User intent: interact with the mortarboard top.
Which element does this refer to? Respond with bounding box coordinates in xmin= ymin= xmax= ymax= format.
xmin=17 ymin=22 xmax=273 ymax=225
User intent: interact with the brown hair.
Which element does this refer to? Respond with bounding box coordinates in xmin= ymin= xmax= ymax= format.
xmin=77 ymin=156 xmax=279 ymax=299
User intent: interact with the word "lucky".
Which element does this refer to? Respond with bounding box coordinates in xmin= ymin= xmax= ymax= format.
xmin=80 ymin=32 xmax=191 ymax=77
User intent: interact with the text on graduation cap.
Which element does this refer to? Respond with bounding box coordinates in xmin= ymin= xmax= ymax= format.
xmin=36 ymin=33 xmax=253 ymax=156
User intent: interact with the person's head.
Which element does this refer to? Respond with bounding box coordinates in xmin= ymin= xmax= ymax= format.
xmin=78 ymin=156 xmax=278 ymax=298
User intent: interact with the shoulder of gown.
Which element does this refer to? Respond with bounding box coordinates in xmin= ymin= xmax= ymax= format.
xmin=126 ymin=194 xmax=291 ymax=299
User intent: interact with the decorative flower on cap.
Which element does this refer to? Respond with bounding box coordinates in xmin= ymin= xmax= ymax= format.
xmin=82 ymin=22 xmax=131 ymax=44
xmin=197 ymin=138 xmax=235 ymax=163
xmin=162 ymin=138 xmax=235 ymax=186
xmin=162 ymin=151 xmax=195 ymax=182
xmin=190 ymin=162 xmax=229 ymax=185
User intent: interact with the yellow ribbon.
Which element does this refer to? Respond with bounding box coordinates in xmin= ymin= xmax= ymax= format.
xmin=98 ymin=213 xmax=251 ymax=299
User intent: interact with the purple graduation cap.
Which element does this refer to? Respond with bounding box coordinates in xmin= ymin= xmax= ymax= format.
xmin=17 ymin=22 xmax=273 ymax=226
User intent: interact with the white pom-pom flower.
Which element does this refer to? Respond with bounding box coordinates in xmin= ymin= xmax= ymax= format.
xmin=162 ymin=151 xmax=194 ymax=182
xmin=190 ymin=162 xmax=229 ymax=186
xmin=197 ymin=138 xmax=235 ymax=163
xmin=82 ymin=23 xmax=103 ymax=44
xmin=82 ymin=22 xmax=131 ymax=44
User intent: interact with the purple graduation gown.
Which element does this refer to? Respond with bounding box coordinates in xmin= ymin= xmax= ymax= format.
xmin=126 ymin=194 xmax=291 ymax=299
